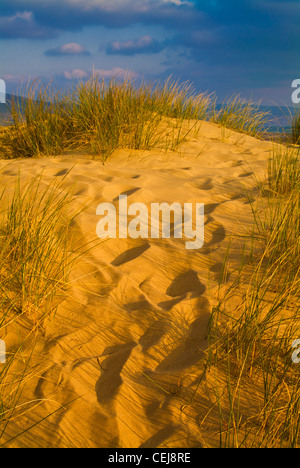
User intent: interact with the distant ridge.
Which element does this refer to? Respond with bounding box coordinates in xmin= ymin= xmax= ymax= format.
xmin=0 ymin=94 xmax=30 ymax=125
xmin=0 ymin=93 xmax=26 ymax=110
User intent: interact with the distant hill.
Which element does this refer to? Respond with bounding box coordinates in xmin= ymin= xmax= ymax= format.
xmin=0 ymin=94 xmax=31 ymax=125
xmin=0 ymin=94 xmax=15 ymax=125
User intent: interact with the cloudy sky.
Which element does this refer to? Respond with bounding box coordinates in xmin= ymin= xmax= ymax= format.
xmin=0 ymin=0 xmax=299 ymax=104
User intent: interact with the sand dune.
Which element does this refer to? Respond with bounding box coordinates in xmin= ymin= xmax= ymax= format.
xmin=0 ymin=121 xmax=274 ymax=448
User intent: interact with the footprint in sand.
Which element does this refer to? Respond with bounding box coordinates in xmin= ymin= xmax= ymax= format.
xmin=139 ymin=424 xmax=178 ymax=448
xmin=165 ymin=270 xmax=206 ymax=298
xmin=55 ymin=168 xmax=70 ymax=177
xmin=197 ymin=178 xmax=213 ymax=190
xmin=95 ymin=342 xmax=136 ymax=405
xmin=113 ymin=187 xmax=140 ymax=201
xmin=203 ymin=223 xmax=226 ymax=248
xmin=231 ymin=160 xmax=244 ymax=167
xmin=155 ymin=298 xmax=210 ymax=373
xmin=102 ymin=184 xmax=140 ymax=201
xmin=139 ymin=319 xmax=171 ymax=352
xmin=124 ymin=298 xmax=152 ymax=312
xmin=204 ymin=202 xmax=221 ymax=215
xmin=2 ymin=169 xmax=17 ymax=176
xmin=209 ymin=262 xmax=231 ymax=283
xmin=230 ymin=193 xmax=244 ymax=200
xmin=158 ymin=295 xmax=187 ymax=311
xmin=111 ymin=243 xmax=150 ymax=266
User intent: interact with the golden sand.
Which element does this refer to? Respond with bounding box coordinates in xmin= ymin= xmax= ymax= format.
xmin=0 ymin=121 xmax=274 ymax=448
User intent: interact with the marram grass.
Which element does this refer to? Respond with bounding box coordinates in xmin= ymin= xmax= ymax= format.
xmin=202 ymin=142 xmax=300 ymax=448
xmin=0 ymin=174 xmax=82 ymax=319
xmin=0 ymin=77 xmax=270 ymax=161
xmin=0 ymin=173 xmax=89 ymax=443
xmin=0 ymin=82 xmax=71 ymax=159
xmin=211 ymin=94 xmax=270 ymax=138
xmin=291 ymin=109 xmax=300 ymax=145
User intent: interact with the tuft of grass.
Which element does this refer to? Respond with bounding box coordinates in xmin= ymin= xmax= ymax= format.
xmin=68 ymin=76 xmax=211 ymax=160
xmin=68 ymin=76 xmax=163 ymax=159
xmin=0 ymin=81 xmax=71 ymax=159
xmin=0 ymin=76 xmax=212 ymax=162
xmin=200 ymin=140 xmax=300 ymax=447
xmin=211 ymin=94 xmax=270 ymax=138
xmin=0 ymin=77 xmax=271 ymax=162
xmin=0 ymin=172 xmax=89 ymax=442
xmin=148 ymin=76 xmax=212 ymax=121
xmin=266 ymin=145 xmax=300 ymax=195
xmin=0 ymin=174 xmax=86 ymax=320
xmin=291 ymin=109 xmax=300 ymax=145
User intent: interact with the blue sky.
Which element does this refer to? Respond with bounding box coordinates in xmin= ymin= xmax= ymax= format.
xmin=0 ymin=0 xmax=299 ymax=104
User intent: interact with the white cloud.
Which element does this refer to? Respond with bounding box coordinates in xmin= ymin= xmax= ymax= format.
xmin=63 ymin=69 xmax=89 ymax=79
xmin=92 ymin=67 xmax=137 ymax=78
xmin=16 ymin=0 xmax=192 ymax=14
xmin=162 ymin=0 xmax=192 ymax=5
xmin=59 ymin=43 xmax=88 ymax=54
xmin=45 ymin=42 xmax=90 ymax=56
xmin=111 ymin=36 xmax=153 ymax=51
xmin=0 ymin=10 xmax=57 ymax=39
xmin=107 ymin=35 xmax=164 ymax=55
xmin=62 ymin=68 xmax=136 ymax=80
xmin=12 ymin=11 xmax=33 ymax=21
xmin=60 ymin=0 xmax=191 ymax=9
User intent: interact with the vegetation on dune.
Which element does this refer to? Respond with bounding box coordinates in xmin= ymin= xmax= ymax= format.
xmin=0 ymin=77 xmax=211 ymax=161
xmin=291 ymin=109 xmax=300 ymax=145
xmin=0 ymin=175 xmax=88 ymax=444
xmin=202 ymin=144 xmax=300 ymax=447
xmin=211 ymin=94 xmax=270 ymax=137
xmin=0 ymin=76 xmax=272 ymax=161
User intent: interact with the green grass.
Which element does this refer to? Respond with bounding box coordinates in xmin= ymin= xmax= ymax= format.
xmin=0 ymin=174 xmax=83 ymax=319
xmin=0 ymin=82 xmax=71 ymax=159
xmin=0 ymin=77 xmax=271 ymax=162
xmin=266 ymin=145 xmax=300 ymax=195
xmin=291 ymin=109 xmax=300 ymax=145
xmin=63 ymin=76 xmax=213 ymax=159
xmin=211 ymin=94 xmax=270 ymax=138
xmin=0 ymin=173 xmax=88 ymax=443
xmin=201 ymin=141 xmax=300 ymax=448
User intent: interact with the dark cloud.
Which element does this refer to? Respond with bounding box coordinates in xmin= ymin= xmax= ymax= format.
xmin=0 ymin=0 xmax=201 ymax=31
xmin=162 ymin=0 xmax=299 ymax=98
xmin=0 ymin=11 xmax=58 ymax=39
xmin=0 ymin=0 xmax=299 ymax=104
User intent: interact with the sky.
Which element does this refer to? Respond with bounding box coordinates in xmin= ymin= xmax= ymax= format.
xmin=0 ymin=0 xmax=299 ymax=105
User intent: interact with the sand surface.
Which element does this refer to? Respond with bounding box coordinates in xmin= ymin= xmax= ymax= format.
xmin=0 ymin=121 xmax=274 ymax=448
